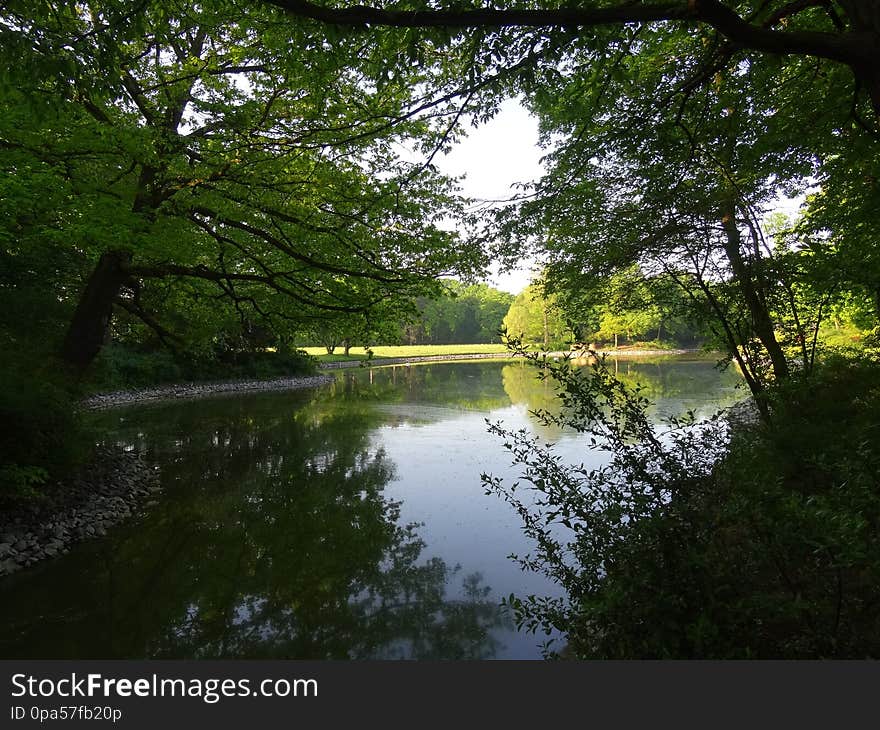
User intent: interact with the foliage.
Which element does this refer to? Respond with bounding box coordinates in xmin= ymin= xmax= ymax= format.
xmin=502 ymin=283 xmax=570 ymax=349
xmin=86 ymin=342 xmax=315 ymax=391
xmin=0 ymin=0 xmax=484 ymax=371
xmin=257 ymin=3 xmax=880 ymax=391
xmin=0 ymin=355 xmax=83 ymax=500
xmin=401 ymin=280 xmax=514 ymax=345
xmin=0 ymin=0 xmax=495 ymax=485
xmin=483 ymin=338 xmax=880 ymax=658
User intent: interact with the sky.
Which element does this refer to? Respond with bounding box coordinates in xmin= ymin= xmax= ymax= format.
xmin=430 ymin=98 xmax=808 ymax=296
xmin=432 ymin=97 xmax=545 ymax=295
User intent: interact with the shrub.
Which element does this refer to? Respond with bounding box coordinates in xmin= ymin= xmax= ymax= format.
xmin=89 ymin=344 xmax=183 ymax=390
xmin=0 ymin=362 xmax=83 ymax=501
xmin=483 ymin=339 xmax=880 ymax=658
xmin=88 ymin=343 xmax=316 ymax=391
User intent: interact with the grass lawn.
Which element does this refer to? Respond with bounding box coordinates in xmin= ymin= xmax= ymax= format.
xmin=301 ymin=343 xmax=510 ymax=362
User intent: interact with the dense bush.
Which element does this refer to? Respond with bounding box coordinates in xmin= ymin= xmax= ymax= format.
xmin=88 ymin=343 xmax=317 ymax=391
xmin=484 ymin=342 xmax=880 ymax=658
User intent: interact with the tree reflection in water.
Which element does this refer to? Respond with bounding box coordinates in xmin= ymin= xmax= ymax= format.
xmin=0 ymin=393 xmax=507 ymax=659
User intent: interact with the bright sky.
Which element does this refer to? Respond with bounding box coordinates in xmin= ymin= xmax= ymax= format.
xmin=434 ymin=97 xmax=545 ymax=295
xmin=433 ymin=98 xmax=808 ymax=296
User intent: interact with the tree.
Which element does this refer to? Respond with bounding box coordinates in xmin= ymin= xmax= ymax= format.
xmin=468 ymin=282 xmax=516 ymax=342
xmin=1 ymin=0 xmax=481 ymax=372
xmin=308 ymin=303 xmax=406 ymax=354
xmin=260 ymin=1 xmax=878 ymax=394
xmin=489 ymin=11 xmax=873 ymax=401
xmin=502 ymin=283 xmax=568 ymax=349
xmin=399 ymin=280 xmax=513 ymax=345
xmin=266 ymin=1 xmax=880 ymax=119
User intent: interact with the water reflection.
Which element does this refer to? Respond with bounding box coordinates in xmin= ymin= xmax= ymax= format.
xmin=499 ymin=356 xmax=743 ymax=437
xmin=0 ymin=357 xmax=740 ymax=659
xmin=0 ymin=396 xmax=507 ymax=659
xmin=326 ymin=362 xmax=514 ymax=412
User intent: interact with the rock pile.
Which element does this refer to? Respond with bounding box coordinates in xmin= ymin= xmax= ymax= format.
xmin=0 ymin=449 xmax=160 ymax=577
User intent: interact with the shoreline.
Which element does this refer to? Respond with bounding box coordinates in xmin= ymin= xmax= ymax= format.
xmin=0 ymin=447 xmax=160 ymax=578
xmin=82 ymin=374 xmax=335 ymax=410
xmin=80 ymin=349 xmax=701 ymax=407
xmin=319 ymin=348 xmax=699 ymax=369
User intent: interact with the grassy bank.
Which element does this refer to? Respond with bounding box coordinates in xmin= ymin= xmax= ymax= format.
xmin=302 ymin=343 xmax=510 ymax=362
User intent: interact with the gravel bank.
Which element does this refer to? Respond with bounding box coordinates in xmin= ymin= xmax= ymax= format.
xmin=82 ymin=374 xmax=334 ymax=410
xmin=1 ymin=375 xmax=336 ymax=578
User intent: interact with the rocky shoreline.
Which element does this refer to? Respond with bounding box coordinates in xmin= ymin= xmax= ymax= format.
xmin=2 ymin=374 xmax=336 ymax=578
xmin=0 ymin=447 xmax=160 ymax=578
xmin=82 ymin=373 xmax=334 ymax=410
xmin=725 ymin=397 xmax=763 ymax=427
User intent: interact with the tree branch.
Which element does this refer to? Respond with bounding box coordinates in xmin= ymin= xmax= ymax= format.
xmin=127 ymin=262 xmax=378 ymax=313
xmin=264 ymin=0 xmax=873 ymax=68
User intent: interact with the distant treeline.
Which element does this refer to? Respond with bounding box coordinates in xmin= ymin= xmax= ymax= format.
xmin=400 ymin=281 xmax=514 ymax=345
xmin=305 ymin=272 xmax=711 ymax=353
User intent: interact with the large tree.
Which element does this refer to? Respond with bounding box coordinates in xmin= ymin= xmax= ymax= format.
xmin=504 ymin=28 xmax=825 ymax=392
xmin=1 ymin=0 xmax=482 ymax=371
xmin=265 ymin=2 xmax=877 ymax=386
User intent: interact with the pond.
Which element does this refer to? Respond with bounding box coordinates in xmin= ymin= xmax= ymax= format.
xmin=0 ymin=356 xmax=743 ymax=659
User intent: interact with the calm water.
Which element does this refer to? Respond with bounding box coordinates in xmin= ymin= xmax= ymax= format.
xmin=0 ymin=356 xmax=742 ymax=659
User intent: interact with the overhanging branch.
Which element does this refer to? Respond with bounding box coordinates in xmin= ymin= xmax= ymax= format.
xmin=264 ymin=0 xmax=872 ymax=69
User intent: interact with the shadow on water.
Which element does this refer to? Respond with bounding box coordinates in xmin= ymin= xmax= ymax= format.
xmin=0 ymin=393 xmax=508 ymax=659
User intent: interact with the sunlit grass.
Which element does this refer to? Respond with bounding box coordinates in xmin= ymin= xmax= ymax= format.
xmin=817 ymin=322 xmax=866 ymax=349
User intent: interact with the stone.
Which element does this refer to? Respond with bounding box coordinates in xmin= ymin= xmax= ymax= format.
xmin=0 ymin=558 xmax=20 ymax=574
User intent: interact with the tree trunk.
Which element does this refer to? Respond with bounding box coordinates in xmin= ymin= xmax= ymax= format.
xmin=342 ymin=338 xmax=351 ymax=357
xmin=543 ymin=307 xmax=549 ymax=350
xmin=839 ymin=0 xmax=880 ymax=118
xmin=719 ymin=203 xmax=789 ymax=381
xmin=61 ymin=250 xmax=132 ymax=371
